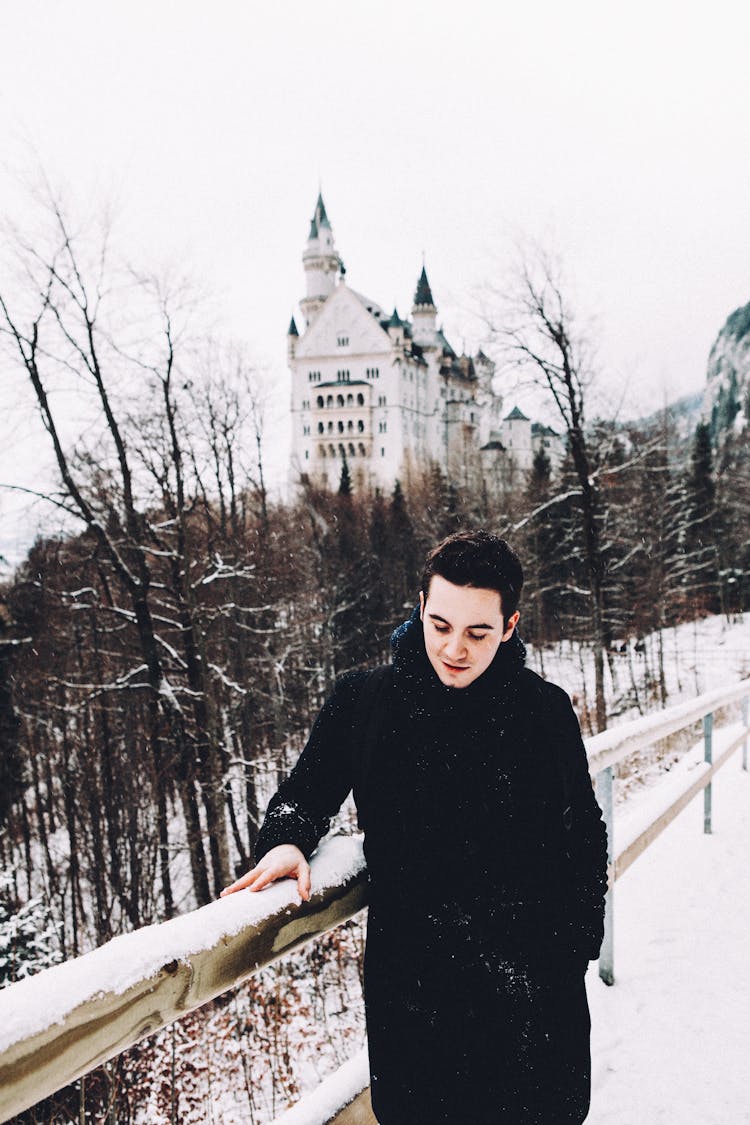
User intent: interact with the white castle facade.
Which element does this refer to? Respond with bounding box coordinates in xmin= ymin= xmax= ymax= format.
xmin=288 ymin=195 xmax=561 ymax=491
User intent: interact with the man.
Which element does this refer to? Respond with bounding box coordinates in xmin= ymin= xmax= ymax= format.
xmin=222 ymin=530 xmax=608 ymax=1124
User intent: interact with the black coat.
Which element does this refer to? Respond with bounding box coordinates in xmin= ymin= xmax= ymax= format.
xmin=255 ymin=612 xmax=608 ymax=1124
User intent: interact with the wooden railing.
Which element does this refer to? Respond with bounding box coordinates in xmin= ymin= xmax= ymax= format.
xmin=0 ymin=679 xmax=748 ymax=1125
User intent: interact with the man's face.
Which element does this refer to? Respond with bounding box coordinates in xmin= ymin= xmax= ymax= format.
xmin=419 ymin=574 xmax=520 ymax=689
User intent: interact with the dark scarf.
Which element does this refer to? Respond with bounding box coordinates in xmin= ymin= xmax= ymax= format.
xmin=390 ymin=605 xmax=527 ymax=718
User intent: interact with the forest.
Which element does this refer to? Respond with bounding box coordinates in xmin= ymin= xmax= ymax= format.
xmin=0 ymin=204 xmax=748 ymax=1122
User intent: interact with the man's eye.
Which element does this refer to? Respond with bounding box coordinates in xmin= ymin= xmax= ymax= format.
xmin=468 ymin=633 xmax=488 ymax=642
xmin=433 ymin=624 xmax=449 ymax=633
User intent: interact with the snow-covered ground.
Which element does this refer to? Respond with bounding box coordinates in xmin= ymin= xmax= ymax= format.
xmin=587 ymin=738 xmax=750 ymax=1124
xmin=527 ymin=613 xmax=750 ymax=733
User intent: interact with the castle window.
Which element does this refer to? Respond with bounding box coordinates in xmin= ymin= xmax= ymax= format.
xmin=358 ymin=442 xmax=366 ymax=456
xmin=320 ymin=445 xmax=326 ymax=457
xmin=317 ymin=422 xmax=324 ymax=434
xmin=304 ymin=450 xmax=309 ymax=460
xmin=347 ymin=420 xmax=354 ymax=433
xmin=381 ymin=447 xmax=385 ymax=457
xmin=379 ymin=421 xmax=387 ymax=433
xmin=337 ymin=335 xmax=349 ymax=347
xmin=378 ymin=395 xmax=387 ymax=406
xmin=346 ymin=393 xmax=353 ymax=406
xmin=327 ymin=421 xmax=333 ymax=434
xmin=338 ymin=421 xmax=344 ymax=434
xmin=303 ymin=424 xmax=310 ymax=436
xmin=338 ymin=443 xmax=345 ymax=457
xmin=329 ymin=443 xmax=336 ymax=456
xmin=348 ymin=442 xmax=355 ymax=457
xmin=317 ymin=395 xmax=324 ymax=408
xmin=357 ymin=419 xmax=364 ymax=433
xmin=336 ymin=394 xmax=345 ymax=407
xmin=326 ymin=395 xmax=333 ymax=408
xmin=357 ymin=393 xmax=365 ymax=405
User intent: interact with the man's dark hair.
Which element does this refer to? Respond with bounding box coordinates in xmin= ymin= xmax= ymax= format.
xmin=420 ymin=530 xmax=524 ymax=620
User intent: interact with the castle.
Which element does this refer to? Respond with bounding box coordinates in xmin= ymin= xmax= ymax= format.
xmin=287 ymin=195 xmax=561 ymax=491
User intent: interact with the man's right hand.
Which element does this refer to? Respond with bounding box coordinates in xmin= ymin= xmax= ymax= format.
xmin=219 ymin=844 xmax=312 ymax=902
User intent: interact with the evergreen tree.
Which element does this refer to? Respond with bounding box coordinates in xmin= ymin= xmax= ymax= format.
xmin=338 ymin=456 xmax=352 ymax=496
xmin=682 ymin=422 xmax=720 ymax=614
xmin=387 ymin=481 xmax=420 ymax=612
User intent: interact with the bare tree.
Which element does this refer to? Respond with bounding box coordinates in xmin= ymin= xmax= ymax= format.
xmin=0 ymin=194 xmax=218 ymax=910
xmin=485 ymin=248 xmax=610 ymax=729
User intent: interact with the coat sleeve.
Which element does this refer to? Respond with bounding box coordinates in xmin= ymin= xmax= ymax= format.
xmin=552 ymin=686 xmax=609 ymax=962
xmin=253 ymin=671 xmax=366 ymax=863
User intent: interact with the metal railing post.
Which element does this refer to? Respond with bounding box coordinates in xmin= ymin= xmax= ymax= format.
xmin=596 ymin=765 xmax=614 ymax=985
xmin=742 ymin=697 xmax=748 ymax=772
xmin=703 ymin=713 xmax=713 ymax=834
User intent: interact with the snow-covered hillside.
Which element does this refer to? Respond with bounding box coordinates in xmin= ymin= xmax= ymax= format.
xmin=527 ymin=612 xmax=749 ymax=730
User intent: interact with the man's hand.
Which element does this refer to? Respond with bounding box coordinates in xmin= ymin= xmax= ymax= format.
xmin=219 ymin=844 xmax=312 ymax=902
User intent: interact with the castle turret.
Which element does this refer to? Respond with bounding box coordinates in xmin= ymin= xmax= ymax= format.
xmin=300 ymin=193 xmax=342 ymax=326
xmin=387 ymin=306 xmax=406 ymax=348
xmin=287 ymin=315 xmax=299 ymax=361
xmin=411 ymin=265 xmax=437 ymax=347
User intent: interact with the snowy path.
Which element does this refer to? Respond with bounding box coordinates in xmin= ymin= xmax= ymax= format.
xmin=587 ymin=754 xmax=750 ymax=1124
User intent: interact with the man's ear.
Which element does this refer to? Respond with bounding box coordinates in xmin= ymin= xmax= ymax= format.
xmin=419 ymin=590 xmax=425 ymax=620
xmin=501 ymin=610 xmax=520 ymax=642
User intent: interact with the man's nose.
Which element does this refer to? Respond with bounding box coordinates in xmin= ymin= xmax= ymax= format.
xmin=444 ymin=635 xmax=467 ymax=660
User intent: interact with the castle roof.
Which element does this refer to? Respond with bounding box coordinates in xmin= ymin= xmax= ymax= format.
xmin=288 ymin=316 xmax=299 ymax=337
xmin=531 ymin=421 xmax=558 ymax=437
xmin=435 ymin=328 xmax=456 ymax=358
xmin=308 ymin=216 xmax=318 ymax=240
xmin=350 ymin=290 xmax=386 ymax=322
xmin=505 ymin=405 xmax=529 ymax=421
xmin=316 ymin=192 xmax=331 ymax=229
xmin=413 ymin=266 xmax=435 ymax=308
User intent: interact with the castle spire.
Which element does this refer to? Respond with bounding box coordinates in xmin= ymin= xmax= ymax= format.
xmin=315 ymin=192 xmax=331 ymax=229
xmin=413 ymin=265 xmax=435 ymax=308
xmin=411 ymin=263 xmax=437 ymax=346
xmin=301 ymin=192 xmax=342 ymax=326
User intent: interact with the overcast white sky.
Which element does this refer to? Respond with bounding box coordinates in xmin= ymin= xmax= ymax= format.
xmin=2 ymin=0 xmax=749 ymax=565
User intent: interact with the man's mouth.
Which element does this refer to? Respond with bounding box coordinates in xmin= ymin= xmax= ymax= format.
xmin=442 ymin=661 xmax=469 ymax=673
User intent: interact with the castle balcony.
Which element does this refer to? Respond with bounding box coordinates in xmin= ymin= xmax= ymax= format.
xmin=1 ymin=680 xmax=748 ymax=1124
xmin=312 ymin=383 xmax=374 ymax=465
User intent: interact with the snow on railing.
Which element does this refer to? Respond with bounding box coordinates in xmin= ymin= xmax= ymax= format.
xmin=586 ymin=678 xmax=750 ymax=985
xmin=0 ymin=679 xmax=748 ymax=1125
xmin=0 ymin=838 xmax=367 ymax=1124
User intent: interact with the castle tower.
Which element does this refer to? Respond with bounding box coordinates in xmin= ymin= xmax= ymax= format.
xmin=300 ymin=193 xmax=342 ymax=326
xmin=411 ymin=265 xmax=437 ymax=347
xmin=287 ymin=315 xmax=299 ymax=362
